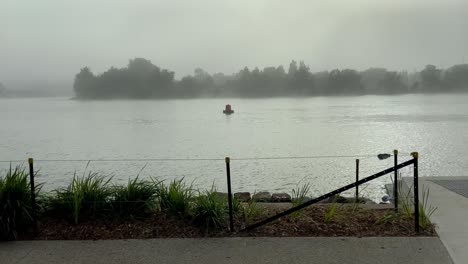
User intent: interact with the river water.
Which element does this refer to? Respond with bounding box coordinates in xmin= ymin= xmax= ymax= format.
xmin=1 ymin=94 xmax=468 ymax=201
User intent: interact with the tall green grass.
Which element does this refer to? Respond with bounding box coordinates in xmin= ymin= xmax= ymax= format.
xmin=0 ymin=166 xmax=37 ymax=240
xmin=157 ymin=179 xmax=193 ymax=218
xmin=193 ymin=188 xmax=228 ymax=230
xmin=419 ymin=185 xmax=437 ymax=230
xmin=51 ymin=172 xmax=112 ymax=224
xmin=111 ymin=176 xmax=158 ymax=217
xmin=291 ymin=183 xmax=311 ymax=218
xmin=395 ymin=173 xmax=437 ymax=231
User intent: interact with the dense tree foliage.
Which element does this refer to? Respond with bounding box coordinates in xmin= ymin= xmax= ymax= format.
xmin=73 ymin=58 xmax=468 ymax=99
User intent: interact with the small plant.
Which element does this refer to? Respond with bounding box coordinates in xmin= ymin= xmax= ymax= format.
xmin=241 ymin=199 xmax=261 ymax=225
xmin=395 ymin=173 xmax=413 ymax=219
xmin=51 ymin=172 xmax=112 ymax=224
xmin=419 ymin=185 xmax=437 ymax=230
xmin=0 ymin=166 xmax=38 ymax=240
xmin=291 ymin=183 xmax=310 ymax=218
xmin=111 ymin=176 xmax=158 ymax=217
xmin=394 ymin=173 xmax=437 ymax=230
xmin=230 ymin=197 xmax=241 ymax=216
xmin=292 ymin=183 xmax=310 ymax=205
xmin=157 ymin=178 xmax=193 ymax=218
xmin=375 ymin=211 xmax=398 ymax=225
xmin=193 ymin=188 xmax=228 ymax=231
xmin=324 ymin=201 xmax=338 ymax=224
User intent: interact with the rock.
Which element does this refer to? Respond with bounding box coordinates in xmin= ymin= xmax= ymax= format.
xmin=377 ymin=153 xmax=391 ymax=160
xmin=252 ymin=192 xmax=271 ymax=202
xmin=214 ymin=192 xmax=228 ymax=200
xmin=234 ymin=192 xmax=251 ymax=202
xmin=271 ymin=193 xmax=292 ymax=202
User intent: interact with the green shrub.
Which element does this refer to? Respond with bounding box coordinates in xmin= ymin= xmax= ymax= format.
xmin=0 ymin=166 xmax=37 ymax=240
xmin=157 ymin=179 xmax=193 ymax=218
xmin=194 ymin=189 xmax=228 ymax=230
xmin=324 ymin=202 xmax=338 ymax=224
xmin=241 ymin=199 xmax=261 ymax=225
xmin=111 ymin=176 xmax=158 ymax=217
xmin=51 ymin=172 xmax=112 ymax=224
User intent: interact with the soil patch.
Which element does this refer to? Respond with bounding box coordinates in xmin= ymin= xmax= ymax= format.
xmin=30 ymin=204 xmax=434 ymax=240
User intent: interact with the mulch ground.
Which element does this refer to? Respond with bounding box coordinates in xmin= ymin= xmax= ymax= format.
xmin=28 ymin=204 xmax=434 ymax=240
xmin=241 ymin=205 xmax=434 ymax=237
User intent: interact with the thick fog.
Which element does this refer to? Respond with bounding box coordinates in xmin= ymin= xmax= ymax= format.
xmin=1 ymin=0 xmax=468 ymax=95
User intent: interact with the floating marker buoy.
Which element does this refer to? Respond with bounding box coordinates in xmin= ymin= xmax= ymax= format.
xmin=223 ymin=104 xmax=234 ymax=114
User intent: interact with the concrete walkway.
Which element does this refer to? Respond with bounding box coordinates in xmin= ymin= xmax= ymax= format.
xmin=0 ymin=237 xmax=452 ymax=264
xmin=403 ymin=176 xmax=468 ymax=264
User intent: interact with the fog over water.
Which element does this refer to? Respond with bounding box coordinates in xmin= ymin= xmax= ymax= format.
xmin=2 ymin=0 xmax=468 ymax=93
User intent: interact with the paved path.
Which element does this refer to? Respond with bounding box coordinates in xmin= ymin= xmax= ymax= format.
xmin=403 ymin=176 xmax=468 ymax=264
xmin=0 ymin=237 xmax=452 ymax=264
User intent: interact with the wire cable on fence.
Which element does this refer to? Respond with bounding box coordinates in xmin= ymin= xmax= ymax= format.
xmin=0 ymin=153 xmax=412 ymax=163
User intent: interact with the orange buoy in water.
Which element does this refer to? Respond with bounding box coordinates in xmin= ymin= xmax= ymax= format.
xmin=223 ymin=104 xmax=234 ymax=114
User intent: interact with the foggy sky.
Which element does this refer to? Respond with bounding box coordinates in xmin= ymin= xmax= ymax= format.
xmin=2 ymin=0 xmax=468 ymax=90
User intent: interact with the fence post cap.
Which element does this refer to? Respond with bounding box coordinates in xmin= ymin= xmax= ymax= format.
xmin=411 ymin=152 xmax=419 ymax=158
xmin=28 ymin=158 xmax=33 ymax=164
xmin=393 ymin=149 xmax=398 ymax=155
xmin=225 ymin=157 xmax=230 ymax=163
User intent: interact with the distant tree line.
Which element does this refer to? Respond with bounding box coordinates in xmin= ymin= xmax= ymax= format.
xmin=73 ymin=58 xmax=468 ymax=99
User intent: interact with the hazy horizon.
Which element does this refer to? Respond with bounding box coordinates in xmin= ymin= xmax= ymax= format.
xmin=2 ymin=0 xmax=468 ymax=93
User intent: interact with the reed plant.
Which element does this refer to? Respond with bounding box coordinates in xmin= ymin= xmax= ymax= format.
xmin=51 ymin=172 xmax=112 ymax=224
xmin=111 ymin=176 xmax=158 ymax=217
xmin=0 ymin=166 xmax=37 ymax=240
xmin=157 ymin=178 xmax=193 ymax=218
xmin=193 ymin=188 xmax=228 ymax=230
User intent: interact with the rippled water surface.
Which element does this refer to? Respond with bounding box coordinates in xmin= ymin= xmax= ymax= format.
xmin=1 ymin=94 xmax=468 ymax=201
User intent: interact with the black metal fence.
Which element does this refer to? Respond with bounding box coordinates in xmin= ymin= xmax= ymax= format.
xmin=225 ymin=151 xmax=420 ymax=233
xmin=10 ymin=151 xmax=420 ymax=237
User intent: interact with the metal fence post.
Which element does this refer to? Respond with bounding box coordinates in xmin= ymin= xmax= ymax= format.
xmin=28 ymin=158 xmax=38 ymax=236
xmin=225 ymin=157 xmax=234 ymax=232
xmin=411 ymin=152 xmax=419 ymax=233
xmin=393 ymin=150 xmax=398 ymax=212
xmin=355 ymin=159 xmax=359 ymax=202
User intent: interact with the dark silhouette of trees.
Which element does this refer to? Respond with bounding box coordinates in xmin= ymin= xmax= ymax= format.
xmin=420 ymin=65 xmax=443 ymax=92
xmin=444 ymin=64 xmax=468 ymax=92
xmin=327 ymin=69 xmax=362 ymax=95
xmin=73 ymin=59 xmax=468 ymax=99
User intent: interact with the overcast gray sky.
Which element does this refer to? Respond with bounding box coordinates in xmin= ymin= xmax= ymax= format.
xmin=2 ymin=0 xmax=468 ymax=89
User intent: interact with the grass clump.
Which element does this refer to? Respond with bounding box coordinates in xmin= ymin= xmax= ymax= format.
xmin=157 ymin=178 xmax=193 ymax=218
xmin=0 ymin=166 xmax=37 ymax=240
xmin=111 ymin=176 xmax=158 ymax=218
xmin=324 ymin=202 xmax=338 ymax=224
xmin=193 ymin=188 xmax=228 ymax=231
xmin=50 ymin=172 xmax=112 ymax=224
xmin=241 ymin=199 xmax=261 ymax=225
xmin=291 ymin=183 xmax=311 ymax=218
xmin=419 ymin=185 xmax=437 ymax=230
xmin=394 ymin=173 xmax=437 ymax=231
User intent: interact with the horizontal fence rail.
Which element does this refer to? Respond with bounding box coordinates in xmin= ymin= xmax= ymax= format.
xmin=0 ymin=152 xmax=416 ymax=164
